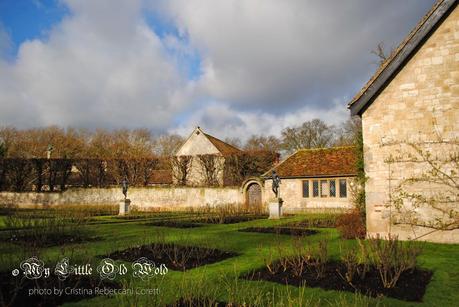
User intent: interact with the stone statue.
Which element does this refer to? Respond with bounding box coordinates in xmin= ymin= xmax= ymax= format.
xmin=121 ymin=177 xmax=129 ymax=200
xmin=271 ymin=170 xmax=281 ymax=199
xmin=46 ymin=144 xmax=54 ymax=159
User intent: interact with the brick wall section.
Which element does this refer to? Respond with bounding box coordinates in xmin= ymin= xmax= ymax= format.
xmin=362 ymin=7 xmax=459 ymax=243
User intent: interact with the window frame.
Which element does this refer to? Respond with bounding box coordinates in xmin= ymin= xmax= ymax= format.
xmin=302 ymin=180 xmax=309 ymax=198
xmin=339 ymin=178 xmax=347 ymax=198
xmin=320 ymin=180 xmax=328 ymax=198
xmin=312 ymin=180 xmax=319 ymax=197
xmin=329 ymin=179 xmax=336 ymax=197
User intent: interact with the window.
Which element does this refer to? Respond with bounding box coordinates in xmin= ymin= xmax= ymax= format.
xmin=302 ymin=180 xmax=309 ymax=198
xmin=339 ymin=179 xmax=347 ymax=198
xmin=312 ymin=180 xmax=319 ymax=197
xmin=329 ymin=180 xmax=336 ymax=197
xmin=320 ymin=180 xmax=328 ymax=197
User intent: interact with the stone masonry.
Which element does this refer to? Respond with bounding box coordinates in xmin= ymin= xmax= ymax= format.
xmin=362 ymin=6 xmax=459 ymax=243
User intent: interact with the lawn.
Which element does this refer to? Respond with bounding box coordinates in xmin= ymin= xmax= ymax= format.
xmin=0 ymin=209 xmax=458 ymax=307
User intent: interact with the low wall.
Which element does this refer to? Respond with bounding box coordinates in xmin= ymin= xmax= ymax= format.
xmin=0 ymin=186 xmax=244 ymax=210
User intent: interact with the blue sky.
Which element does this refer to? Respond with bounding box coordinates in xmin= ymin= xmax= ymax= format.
xmin=0 ymin=0 xmax=68 ymax=56
xmin=0 ymin=0 xmax=437 ymax=139
xmin=0 ymin=0 xmax=202 ymax=79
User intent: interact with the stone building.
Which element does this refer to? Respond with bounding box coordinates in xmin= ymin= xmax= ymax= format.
xmin=256 ymin=147 xmax=357 ymax=212
xmin=174 ymin=127 xmax=242 ymax=186
xmin=349 ymin=0 xmax=458 ymax=243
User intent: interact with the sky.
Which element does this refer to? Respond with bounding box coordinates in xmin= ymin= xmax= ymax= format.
xmin=0 ymin=0 xmax=436 ymax=141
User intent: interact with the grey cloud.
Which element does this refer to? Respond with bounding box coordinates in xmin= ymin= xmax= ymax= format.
xmin=159 ymin=0 xmax=436 ymax=113
xmin=0 ymin=0 xmax=437 ymax=141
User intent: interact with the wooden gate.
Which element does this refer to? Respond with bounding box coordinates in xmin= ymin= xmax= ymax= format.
xmin=246 ymin=183 xmax=262 ymax=209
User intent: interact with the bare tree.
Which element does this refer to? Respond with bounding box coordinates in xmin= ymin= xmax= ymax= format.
xmin=171 ymin=155 xmax=192 ymax=185
xmin=244 ymin=135 xmax=281 ymax=152
xmin=197 ymin=154 xmax=221 ymax=187
xmin=155 ymin=134 xmax=184 ymax=157
xmin=281 ymin=119 xmax=334 ymax=154
xmin=334 ymin=117 xmax=362 ymax=147
xmin=224 ymin=150 xmax=278 ymax=186
xmin=371 ymin=41 xmax=393 ymax=66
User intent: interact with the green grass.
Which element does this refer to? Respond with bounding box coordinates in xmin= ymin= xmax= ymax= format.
xmin=1 ymin=212 xmax=458 ymax=306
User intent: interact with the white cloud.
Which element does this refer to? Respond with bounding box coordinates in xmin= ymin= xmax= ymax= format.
xmin=0 ymin=0 xmax=187 ymax=130
xmin=170 ymin=99 xmax=349 ymax=142
xmin=0 ymin=0 xmax=436 ymax=141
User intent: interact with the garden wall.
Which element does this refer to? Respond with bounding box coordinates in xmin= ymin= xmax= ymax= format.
xmin=0 ymin=186 xmax=244 ymax=210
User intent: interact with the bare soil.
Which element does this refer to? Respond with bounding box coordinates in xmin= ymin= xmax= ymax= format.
xmin=243 ymin=260 xmax=432 ymax=302
xmin=5 ymin=233 xmax=100 ymax=248
xmin=106 ymin=243 xmax=238 ymax=271
xmin=239 ymin=227 xmax=318 ymax=236
xmin=146 ymin=221 xmax=203 ymax=228
xmin=191 ymin=215 xmax=268 ymax=224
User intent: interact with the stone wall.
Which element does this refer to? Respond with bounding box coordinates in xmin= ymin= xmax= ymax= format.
xmin=262 ymin=178 xmax=354 ymax=213
xmin=0 ymin=186 xmax=244 ymax=210
xmin=362 ymin=6 xmax=459 ymax=243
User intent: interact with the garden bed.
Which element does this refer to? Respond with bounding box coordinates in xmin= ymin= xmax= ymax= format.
xmin=0 ymin=272 xmax=121 ymax=307
xmin=106 ymin=243 xmax=238 ymax=271
xmin=282 ymin=219 xmax=336 ymax=228
xmin=239 ymin=227 xmax=318 ymax=236
xmin=6 ymin=233 xmax=101 ymax=247
xmin=146 ymin=221 xmax=203 ymax=228
xmin=243 ymin=260 xmax=432 ymax=302
xmin=166 ymin=298 xmax=233 ymax=307
xmin=191 ymin=215 xmax=268 ymax=224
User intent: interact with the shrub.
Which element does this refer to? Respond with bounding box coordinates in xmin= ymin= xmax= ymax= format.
xmin=336 ymin=209 xmax=366 ymax=239
xmin=338 ymin=247 xmax=359 ymax=287
xmin=310 ymin=238 xmax=329 ymax=278
xmin=3 ymin=209 xmax=92 ymax=247
xmin=367 ymin=234 xmax=422 ymax=288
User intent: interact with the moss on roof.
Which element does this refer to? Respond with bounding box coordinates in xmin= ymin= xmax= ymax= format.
xmin=264 ymin=146 xmax=357 ymax=178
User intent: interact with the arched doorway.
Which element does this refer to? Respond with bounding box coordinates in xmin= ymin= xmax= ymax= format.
xmin=246 ymin=183 xmax=262 ymax=209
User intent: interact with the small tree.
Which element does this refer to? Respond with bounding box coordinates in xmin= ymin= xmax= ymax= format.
xmin=7 ymin=159 xmax=33 ymax=192
xmin=31 ymin=159 xmax=45 ymax=192
xmin=171 ymin=155 xmax=192 ymax=186
xmin=0 ymin=142 xmax=6 ymax=158
xmin=197 ymin=154 xmax=221 ymax=187
xmin=224 ymin=150 xmax=278 ymax=186
xmin=384 ymin=139 xmax=458 ymax=233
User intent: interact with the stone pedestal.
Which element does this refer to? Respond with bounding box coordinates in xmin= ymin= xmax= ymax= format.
xmin=119 ymin=199 xmax=131 ymax=216
xmin=269 ymin=198 xmax=283 ymax=219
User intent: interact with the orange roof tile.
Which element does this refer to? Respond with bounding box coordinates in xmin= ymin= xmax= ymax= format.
xmin=264 ymin=146 xmax=357 ymax=178
xmin=204 ymin=133 xmax=242 ymax=156
xmin=149 ymin=169 xmax=172 ymax=184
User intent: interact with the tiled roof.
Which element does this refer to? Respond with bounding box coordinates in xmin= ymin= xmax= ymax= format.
xmin=149 ymin=170 xmax=172 ymax=184
xmin=263 ymin=146 xmax=357 ymax=178
xmin=204 ymin=133 xmax=242 ymax=156
xmin=349 ymin=0 xmax=456 ymax=115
